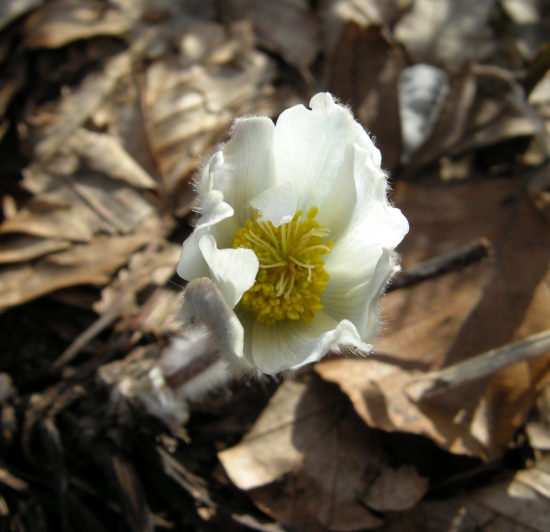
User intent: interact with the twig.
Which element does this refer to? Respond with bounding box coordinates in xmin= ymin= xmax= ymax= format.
xmin=406 ymin=328 xmax=550 ymax=402
xmin=388 ymin=237 xmax=492 ymax=292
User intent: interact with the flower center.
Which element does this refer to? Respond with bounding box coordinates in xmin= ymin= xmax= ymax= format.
xmin=232 ymin=207 xmax=332 ymax=325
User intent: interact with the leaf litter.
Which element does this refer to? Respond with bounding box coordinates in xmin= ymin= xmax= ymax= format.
xmin=2 ymin=0 xmax=550 ymax=530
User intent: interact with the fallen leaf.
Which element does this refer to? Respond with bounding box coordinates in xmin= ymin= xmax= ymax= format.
xmin=23 ymin=0 xmax=132 ymax=49
xmin=220 ymin=0 xmax=319 ymax=70
xmin=328 ymin=22 xmax=405 ymax=172
xmin=0 ymin=232 xmax=151 ymax=312
xmin=0 ymin=235 xmax=70 ymax=264
xmin=144 ymin=21 xmax=276 ymax=191
xmin=394 ymin=0 xmax=496 ymax=72
xmin=0 ymin=0 xmax=42 ymax=32
xmin=317 ymin=173 xmax=550 ymax=460
xmin=219 ymin=376 xmax=427 ymax=531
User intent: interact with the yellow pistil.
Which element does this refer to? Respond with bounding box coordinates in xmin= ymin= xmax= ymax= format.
xmin=233 ymin=207 xmax=332 ymax=325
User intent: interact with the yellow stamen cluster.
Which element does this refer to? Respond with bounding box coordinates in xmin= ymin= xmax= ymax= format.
xmin=233 ymin=207 xmax=332 ymax=325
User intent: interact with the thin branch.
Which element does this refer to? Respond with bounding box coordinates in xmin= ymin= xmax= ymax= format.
xmin=406 ymin=328 xmax=550 ymax=402
xmin=388 ymin=237 xmax=492 ymax=293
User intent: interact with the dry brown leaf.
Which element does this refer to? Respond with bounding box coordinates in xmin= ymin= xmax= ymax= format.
xmin=67 ymin=129 xmax=157 ymax=189
xmin=219 ymin=376 xmax=427 ymax=532
xmin=416 ymin=457 xmax=550 ymax=532
xmin=30 ymin=50 xmax=133 ymax=161
xmin=220 ymin=0 xmax=319 ymax=70
xmin=402 ymin=66 xmax=477 ymax=176
xmin=0 ymin=235 xmax=71 ymax=264
xmin=0 ymin=0 xmax=42 ymax=32
xmin=0 ymin=167 xmax=158 ymax=242
xmin=0 ymin=233 xmax=151 ymax=312
xmin=144 ymin=21 xmax=276 ymax=191
xmin=328 ymin=23 xmax=405 ymax=172
xmin=319 ymin=0 xmax=413 ymax=55
xmin=23 ymin=0 xmax=132 ymax=49
xmin=394 ymin=0 xmax=496 ymax=72
xmin=93 ymin=240 xmax=180 ymax=316
xmin=317 ymin=175 xmax=550 ymax=460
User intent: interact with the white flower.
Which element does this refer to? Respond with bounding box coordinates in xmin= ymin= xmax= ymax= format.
xmin=176 ymin=93 xmax=409 ymax=375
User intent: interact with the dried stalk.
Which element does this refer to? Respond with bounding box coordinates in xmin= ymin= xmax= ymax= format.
xmin=407 ymin=328 xmax=550 ymax=402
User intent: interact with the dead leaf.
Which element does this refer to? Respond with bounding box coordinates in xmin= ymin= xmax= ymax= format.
xmin=328 ymin=23 xmax=405 ymax=172
xmin=394 ymin=0 xmax=496 ymax=72
xmin=31 ymin=49 xmax=133 ymax=161
xmin=317 ymin=174 xmax=550 ymax=460
xmin=0 ymin=233 xmax=151 ymax=312
xmin=0 ymin=235 xmax=71 ymax=263
xmin=220 ymin=0 xmax=319 ymax=70
xmin=416 ymin=456 xmax=550 ymax=532
xmin=23 ymin=0 xmax=132 ymax=49
xmin=67 ymin=129 xmax=157 ymax=189
xmin=0 ymin=0 xmax=43 ymax=32
xmin=398 ymin=64 xmax=450 ymax=162
xmin=144 ymin=21 xmax=276 ymax=191
xmin=0 ymin=168 xmax=158 ymax=241
xmin=219 ymin=376 xmax=427 ymax=531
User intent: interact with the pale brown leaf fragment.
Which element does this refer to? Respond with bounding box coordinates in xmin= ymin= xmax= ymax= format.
xmin=328 ymin=23 xmax=405 ymax=172
xmin=145 ymin=21 xmax=275 ymax=190
xmin=0 ymin=235 xmax=70 ymax=264
xmin=360 ymin=465 xmax=428 ymax=512
xmin=468 ymin=458 xmax=550 ymax=532
xmin=32 ymin=50 xmax=133 ymax=161
xmin=23 ymin=0 xmax=132 ymax=49
xmin=220 ymin=0 xmax=319 ymax=70
xmin=68 ymin=129 xmax=157 ymax=189
xmin=394 ymin=0 xmax=496 ymax=72
xmin=317 ymin=175 xmax=550 ymax=460
xmin=0 ymin=233 xmax=150 ymax=312
xmin=0 ymin=170 xmax=157 ymax=241
xmin=0 ymin=0 xmax=42 ymax=32
xmin=219 ymin=377 xmax=427 ymax=532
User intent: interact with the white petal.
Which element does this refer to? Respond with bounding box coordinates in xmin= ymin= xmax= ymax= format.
xmin=316 ymin=143 xmax=357 ymax=238
xmin=176 ymin=226 xmax=210 ymax=280
xmin=325 ymin=144 xmax=409 ymax=280
xmin=250 ymin=312 xmax=373 ymax=374
xmin=179 ymin=278 xmax=255 ymax=371
xmin=323 ymin=249 xmax=397 ymax=340
xmin=249 ymin=182 xmax=297 ymax=227
xmin=195 ymin=189 xmax=234 ymax=230
xmin=211 ymin=116 xmax=276 ymax=225
xmin=199 ymin=234 xmax=259 ymax=309
xmin=273 ymin=93 xmax=380 ymax=214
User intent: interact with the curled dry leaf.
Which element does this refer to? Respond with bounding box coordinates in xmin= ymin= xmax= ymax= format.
xmin=0 ymin=235 xmax=71 ymax=264
xmin=144 ymin=20 xmax=276 ymax=191
xmin=328 ymin=22 xmax=405 ymax=172
xmin=416 ymin=456 xmax=550 ymax=532
xmin=219 ymin=0 xmax=319 ymax=70
xmin=317 ymin=174 xmax=550 ymax=460
xmin=0 ymin=0 xmax=43 ymax=32
xmin=0 ymin=232 xmax=151 ymax=312
xmin=23 ymin=0 xmax=132 ymax=49
xmin=219 ymin=377 xmax=427 ymax=532
xmin=394 ymin=0 xmax=496 ymax=72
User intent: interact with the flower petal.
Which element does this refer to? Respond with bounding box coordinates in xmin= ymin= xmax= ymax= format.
xmin=176 ymin=226 xmax=210 ymax=280
xmin=199 ymin=234 xmax=259 ymax=309
xmin=250 ymin=312 xmax=372 ymax=374
xmin=273 ymin=93 xmax=380 ymax=214
xmin=179 ymin=278 xmax=255 ymax=371
xmin=210 ymin=116 xmax=276 ymax=225
xmin=325 ymin=144 xmax=409 ymax=280
xmin=249 ymin=182 xmax=297 ymax=227
xmin=322 ymin=248 xmax=397 ymax=340
xmin=316 ymin=143 xmax=357 ymax=238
